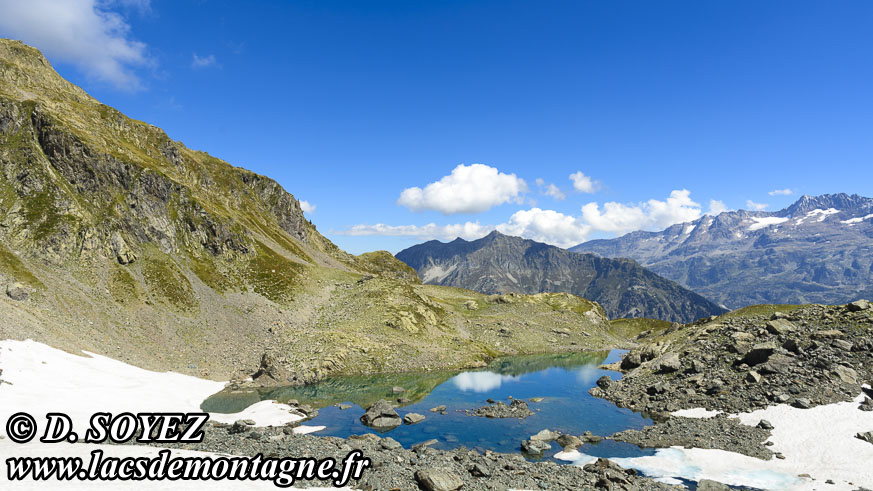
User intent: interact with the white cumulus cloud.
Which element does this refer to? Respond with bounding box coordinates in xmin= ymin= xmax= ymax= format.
xmin=745 ymin=200 xmax=769 ymax=211
xmin=707 ymin=199 xmax=729 ymax=215
xmin=496 ymin=208 xmax=590 ymax=247
xmin=535 ymin=178 xmax=566 ymax=201
xmin=299 ymin=200 xmax=315 ymax=214
xmin=0 ymin=0 xmax=153 ymax=90
xmin=580 ymin=189 xmax=702 ymax=235
xmin=398 ymin=164 xmax=527 ymax=214
xmin=191 ymin=53 xmax=218 ymax=69
xmin=342 ymin=190 xmax=726 ymax=248
xmin=768 ymin=188 xmax=793 ymax=196
xmin=569 ymin=171 xmax=599 ymax=193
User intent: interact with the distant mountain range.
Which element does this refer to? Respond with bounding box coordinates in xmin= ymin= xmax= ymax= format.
xmin=571 ymin=193 xmax=873 ymax=309
xmin=396 ymin=231 xmax=726 ymax=323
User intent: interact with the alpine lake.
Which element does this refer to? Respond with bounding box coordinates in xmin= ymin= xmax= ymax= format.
xmin=201 ymin=350 xmax=656 ymax=463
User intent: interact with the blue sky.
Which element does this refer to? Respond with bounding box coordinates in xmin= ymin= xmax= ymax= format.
xmin=1 ymin=0 xmax=872 ymax=253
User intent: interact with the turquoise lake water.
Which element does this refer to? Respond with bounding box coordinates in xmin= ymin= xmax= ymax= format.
xmin=202 ymin=350 xmax=655 ymax=461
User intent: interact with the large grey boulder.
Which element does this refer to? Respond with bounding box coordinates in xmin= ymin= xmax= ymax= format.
xmin=657 ymin=352 xmax=681 ymax=373
xmin=360 ymin=399 xmax=402 ymax=429
xmin=848 ymin=300 xmax=870 ymax=312
xmin=766 ymin=319 xmax=796 ymax=335
xmin=414 ymin=468 xmax=464 ymax=491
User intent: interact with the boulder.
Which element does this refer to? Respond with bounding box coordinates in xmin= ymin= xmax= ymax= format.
xmin=833 ymin=365 xmax=859 ymax=385
xmin=469 ymin=463 xmax=491 ymax=477
xmin=5 ymin=283 xmax=28 ymax=301
xmin=741 ymin=342 xmax=776 ymax=366
xmin=521 ymin=439 xmax=552 ymax=454
xmin=414 ymin=469 xmax=464 ymax=491
xmin=792 ymin=398 xmax=812 ymax=409
xmin=847 ymin=300 xmax=870 ymax=312
xmin=555 ymin=434 xmax=583 ymax=450
xmin=657 ymin=352 xmax=681 ymax=373
xmin=530 ymin=429 xmax=561 ymax=441
xmin=380 ymin=437 xmax=402 ymax=450
xmin=697 ymin=480 xmax=731 ymax=491
xmin=756 ymin=420 xmax=774 ymax=430
xmin=463 ymin=300 xmax=479 ymax=310
xmin=403 ymin=413 xmax=426 ymax=425
xmin=596 ymin=375 xmax=613 ymax=389
xmin=360 ymin=399 xmax=402 ymax=429
xmin=766 ymin=319 xmax=796 ymax=335
xmin=620 ymin=352 xmax=642 ymax=370
xmin=759 ymin=354 xmax=793 ymax=375
xmin=746 ymin=371 xmax=762 ymax=384
xmin=856 ymin=431 xmax=873 ymax=445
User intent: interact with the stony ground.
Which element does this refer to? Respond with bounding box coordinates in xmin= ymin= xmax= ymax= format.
xmin=592 ymin=301 xmax=873 ymax=457
xmin=133 ymin=422 xmax=680 ymax=491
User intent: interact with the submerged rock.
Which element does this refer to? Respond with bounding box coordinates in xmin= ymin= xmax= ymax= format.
xmin=467 ymin=399 xmax=534 ymax=419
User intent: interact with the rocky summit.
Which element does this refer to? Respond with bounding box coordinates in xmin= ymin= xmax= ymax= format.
xmin=0 ymin=39 xmax=627 ymax=381
xmin=572 ymin=193 xmax=873 ymax=309
xmin=396 ymin=230 xmax=726 ymax=323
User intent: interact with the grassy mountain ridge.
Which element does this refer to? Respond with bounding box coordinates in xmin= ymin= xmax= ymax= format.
xmin=0 ymin=39 xmax=624 ymax=381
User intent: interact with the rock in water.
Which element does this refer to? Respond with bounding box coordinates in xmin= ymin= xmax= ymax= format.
xmin=5 ymin=283 xmax=28 ymax=301
xmin=415 ymin=469 xmax=464 ymax=491
xmin=556 ymin=434 xmax=583 ymax=450
xmin=360 ymin=399 xmax=402 ymax=429
xmin=403 ymin=413 xmax=425 ymax=425
xmin=521 ymin=439 xmax=552 ymax=454
xmin=530 ymin=429 xmax=561 ymax=441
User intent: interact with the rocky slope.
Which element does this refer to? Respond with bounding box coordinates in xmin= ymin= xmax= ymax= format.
xmin=594 ymin=300 xmax=873 ymax=416
xmin=0 ymin=39 xmax=623 ymax=381
xmin=572 ymin=194 xmax=873 ymax=309
xmin=396 ymin=231 xmax=726 ymax=322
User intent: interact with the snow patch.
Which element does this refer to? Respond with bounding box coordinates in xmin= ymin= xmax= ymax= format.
xmin=682 ymin=224 xmax=696 ymax=235
xmin=671 ymin=407 xmax=721 ymax=418
xmin=841 ymin=213 xmax=873 ymax=225
xmin=0 ymin=339 xmax=311 ymax=439
xmin=748 ymin=216 xmax=789 ymax=231
xmin=570 ymin=389 xmax=873 ymax=489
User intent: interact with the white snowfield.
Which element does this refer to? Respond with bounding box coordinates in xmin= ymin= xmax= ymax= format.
xmin=749 ymin=216 xmax=789 ymax=231
xmin=0 ymin=339 xmax=329 ymax=490
xmin=557 ymin=389 xmax=873 ymax=490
